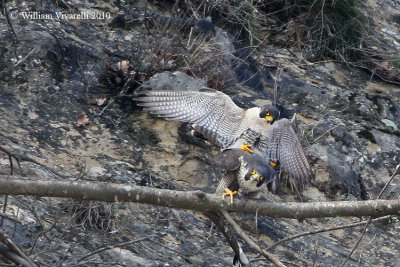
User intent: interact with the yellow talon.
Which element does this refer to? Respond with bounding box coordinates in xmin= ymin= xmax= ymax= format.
xmin=240 ymin=144 xmax=254 ymax=154
xmin=269 ymin=161 xmax=277 ymax=167
xmin=221 ymin=188 xmax=238 ymax=204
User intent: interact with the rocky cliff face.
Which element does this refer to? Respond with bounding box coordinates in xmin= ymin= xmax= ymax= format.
xmin=0 ymin=0 xmax=399 ymax=266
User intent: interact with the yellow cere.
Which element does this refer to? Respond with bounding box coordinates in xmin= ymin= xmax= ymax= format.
xmin=266 ymin=115 xmax=274 ymax=121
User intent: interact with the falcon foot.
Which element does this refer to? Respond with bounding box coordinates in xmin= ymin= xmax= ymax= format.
xmin=221 ymin=188 xmax=238 ymax=204
xmin=269 ymin=161 xmax=277 ymax=167
xmin=240 ymin=144 xmax=254 ymax=154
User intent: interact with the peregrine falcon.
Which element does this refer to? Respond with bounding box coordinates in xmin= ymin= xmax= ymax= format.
xmin=214 ymin=149 xmax=279 ymax=203
xmin=134 ymin=89 xmax=313 ymax=197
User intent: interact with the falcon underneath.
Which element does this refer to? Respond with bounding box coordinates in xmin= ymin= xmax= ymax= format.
xmin=214 ymin=149 xmax=279 ymax=203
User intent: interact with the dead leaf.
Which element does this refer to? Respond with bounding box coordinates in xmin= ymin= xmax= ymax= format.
xmin=380 ymin=61 xmax=389 ymax=69
xmin=76 ymin=112 xmax=90 ymax=127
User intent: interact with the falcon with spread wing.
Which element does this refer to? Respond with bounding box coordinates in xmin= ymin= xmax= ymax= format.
xmin=134 ymin=89 xmax=313 ymax=201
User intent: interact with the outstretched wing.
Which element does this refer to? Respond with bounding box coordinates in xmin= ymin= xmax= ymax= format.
xmin=134 ymin=89 xmax=244 ymax=148
xmin=265 ymin=119 xmax=313 ymax=186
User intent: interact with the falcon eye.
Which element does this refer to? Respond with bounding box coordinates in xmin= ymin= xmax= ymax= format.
xmin=251 ymin=170 xmax=256 ymax=175
xmin=259 ymin=176 xmax=263 ymax=181
xmin=264 ymin=109 xmax=274 ymax=123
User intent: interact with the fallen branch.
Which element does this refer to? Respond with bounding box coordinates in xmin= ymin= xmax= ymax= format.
xmin=0 ymin=176 xmax=399 ymax=219
xmin=0 ymin=231 xmax=38 ymax=267
xmin=221 ymin=210 xmax=286 ymax=267
xmin=0 ymin=244 xmax=34 ymax=267
xmin=0 ymin=141 xmax=71 ymax=179
xmin=204 ymin=211 xmax=251 ymax=267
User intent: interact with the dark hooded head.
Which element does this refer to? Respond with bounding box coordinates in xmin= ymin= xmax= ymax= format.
xmin=259 ymin=105 xmax=280 ymax=124
xmin=243 ymin=154 xmax=278 ymax=188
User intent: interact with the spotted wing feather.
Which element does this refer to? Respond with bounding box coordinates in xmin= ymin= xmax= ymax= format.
xmin=135 ymin=90 xmax=244 ymax=149
xmin=266 ymin=119 xmax=313 ymax=186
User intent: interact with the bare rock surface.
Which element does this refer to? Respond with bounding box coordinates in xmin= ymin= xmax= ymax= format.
xmin=0 ymin=0 xmax=399 ymax=266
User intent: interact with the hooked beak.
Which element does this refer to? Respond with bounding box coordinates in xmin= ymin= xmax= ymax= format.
xmin=251 ymin=173 xmax=263 ymax=182
xmin=266 ymin=115 xmax=274 ymax=123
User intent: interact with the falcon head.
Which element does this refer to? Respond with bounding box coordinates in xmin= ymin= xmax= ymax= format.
xmin=239 ymin=156 xmax=278 ymax=193
xmin=244 ymin=165 xmax=277 ymax=185
xmin=259 ymin=105 xmax=280 ymax=124
xmin=244 ymin=169 xmax=264 ymax=185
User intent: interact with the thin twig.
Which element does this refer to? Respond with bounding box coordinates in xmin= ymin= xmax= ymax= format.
xmin=254 ymin=208 xmax=267 ymax=258
xmin=0 ymin=150 xmax=15 ymax=228
xmin=3 ymin=1 xmax=19 ymax=43
xmin=0 ymin=144 xmax=71 ymax=179
xmin=0 ymin=195 xmax=8 ymax=228
xmin=340 ymin=217 xmax=371 ymax=267
xmin=312 ymin=122 xmax=344 ymax=143
xmin=340 ymin=164 xmax=400 ymax=267
xmin=312 ymin=239 xmax=319 ymax=267
xmin=267 ymin=215 xmax=392 ymax=251
xmin=273 ymin=63 xmax=281 ymax=106
xmin=13 ymin=48 xmax=36 ymax=68
xmin=74 ymin=237 xmax=149 ymax=265
xmin=56 ymin=245 xmax=71 ymax=267
xmin=143 ymin=0 xmax=159 ymax=39
xmin=147 ymin=238 xmax=207 ymax=257
xmin=377 ymin=164 xmax=400 ymax=199
xmin=0 ymin=213 xmax=23 ymax=225
xmin=29 ymin=221 xmax=57 ymax=256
